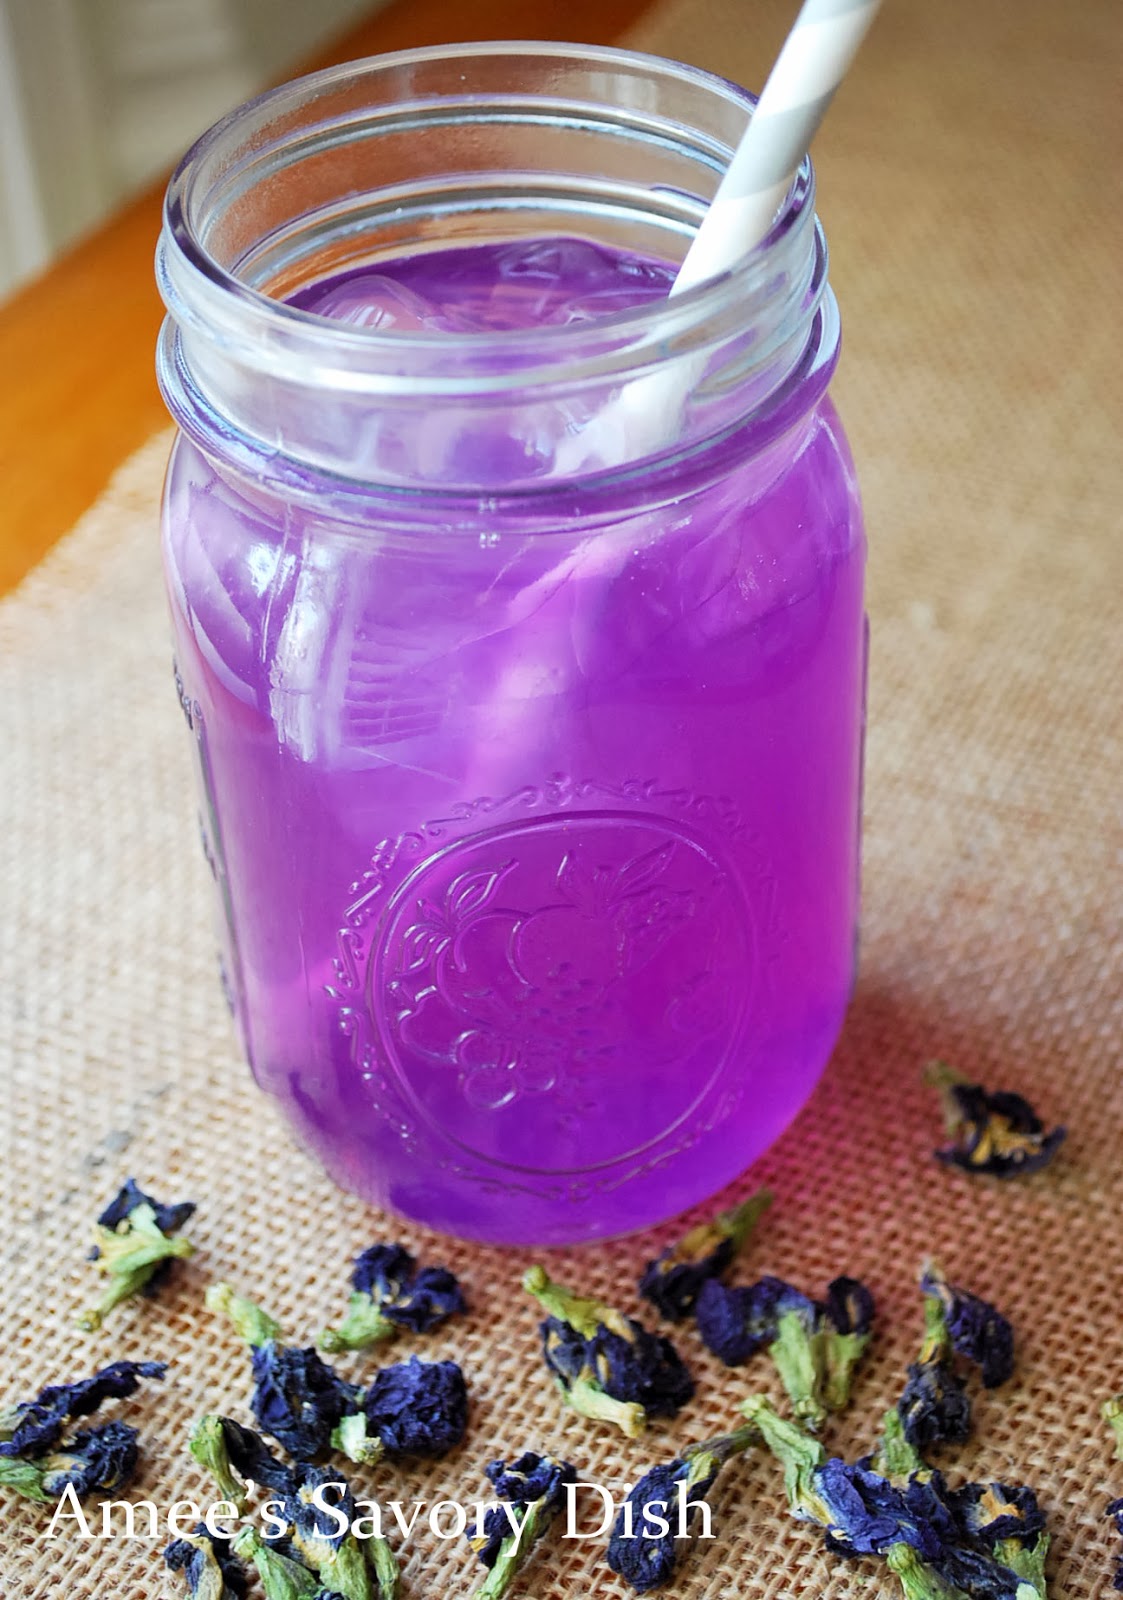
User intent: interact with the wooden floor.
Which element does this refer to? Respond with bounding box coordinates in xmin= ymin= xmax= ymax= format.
xmin=0 ymin=0 xmax=653 ymax=598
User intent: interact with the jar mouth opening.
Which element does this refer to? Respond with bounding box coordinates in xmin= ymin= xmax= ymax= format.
xmin=158 ymin=40 xmax=820 ymax=395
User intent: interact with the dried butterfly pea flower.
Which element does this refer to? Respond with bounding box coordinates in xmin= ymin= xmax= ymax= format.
xmin=694 ymin=1276 xmax=782 ymax=1365
xmin=920 ymin=1265 xmax=1014 ymax=1390
xmin=743 ymin=1397 xmax=1044 ymax=1600
xmin=1105 ymin=1403 xmax=1123 ymax=1592
xmin=0 ymin=1418 xmax=140 ymax=1502
xmin=821 ymin=1276 xmax=877 ymax=1412
xmin=926 ymin=1061 xmax=1065 ymax=1179
xmin=1108 ymin=1498 xmax=1123 ymax=1593
xmin=0 ymin=1359 xmax=165 ymax=1458
xmin=206 ymin=1284 xmax=359 ymax=1460
xmin=696 ymin=1274 xmax=875 ymax=1429
xmin=465 ymin=1450 xmax=577 ymax=1599
xmin=78 ymin=1179 xmax=196 ymax=1331
xmin=165 ymin=1523 xmax=249 ymax=1600
xmin=944 ymin=1481 xmax=1049 ymax=1599
xmin=269 ymin=1463 xmax=398 ymax=1600
xmin=188 ymin=1415 xmax=295 ymax=1512
xmin=894 ymin=1266 xmax=1013 ymax=1453
xmin=638 ymin=1189 xmax=772 ymax=1321
xmin=320 ymin=1244 xmax=466 ymax=1353
xmin=335 ymin=1355 xmax=468 ymax=1465
xmin=523 ymin=1265 xmax=694 ymax=1438
xmin=741 ymin=1396 xmax=936 ymax=1561
xmin=605 ymin=1423 xmax=757 ymax=1593
xmin=897 ymin=1360 xmax=972 ymax=1452
xmin=190 ymin=1422 xmax=396 ymax=1600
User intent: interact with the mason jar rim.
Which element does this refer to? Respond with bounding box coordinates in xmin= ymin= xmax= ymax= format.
xmin=157 ymin=39 xmax=823 ymax=400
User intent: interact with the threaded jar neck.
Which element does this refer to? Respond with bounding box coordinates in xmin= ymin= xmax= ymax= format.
xmin=156 ymin=41 xmax=838 ymax=502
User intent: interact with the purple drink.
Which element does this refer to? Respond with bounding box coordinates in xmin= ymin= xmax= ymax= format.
xmin=157 ymin=47 xmax=866 ymax=1244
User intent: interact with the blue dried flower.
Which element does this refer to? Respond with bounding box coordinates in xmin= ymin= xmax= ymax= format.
xmin=1108 ymin=1498 xmax=1123 ymax=1592
xmin=897 ymin=1360 xmax=972 ymax=1450
xmin=638 ymin=1190 xmax=772 ymax=1321
xmin=360 ymin=1356 xmax=467 ymax=1458
xmin=40 ymin=1419 xmax=140 ymax=1499
xmin=744 ymin=1397 xmax=1046 ymax=1600
xmin=0 ymin=1418 xmax=142 ymax=1503
xmin=165 ymin=1523 xmax=249 ymax=1599
xmin=695 ymin=1277 xmax=783 ymax=1365
xmin=250 ymin=1342 xmax=359 ymax=1460
xmin=466 ymin=1451 xmax=577 ymax=1598
xmin=815 ymin=1457 xmax=942 ymax=1561
xmin=0 ymin=1360 xmax=165 ymax=1458
xmin=944 ymin=1480 xmax=1046 ymax=1546
xmin=606 ymin=1425 xmax=756 ymax=1593
xmin=272 ymin=1465 xmax=358 ymax=1565
xmin=320 ymin=1243 xmax=466 ymax=1353
xmin=824 ymin=1277 xmax=876 ymax=1338
xmin=696 ymin=1274 xmax=874 ymax=1427
xmin=207 ymin=1454 xmax=395 ymax=1600
xmin=79 ymin=1179 xmax=196 ymax=1331
xmin=205 ymin=1283 xmax=360 ymax=1461
xmin=607 ymin=1461 xmax=693 ymax=1593
xmin=920 ymin=1266 xmax=1014 ymax=1389
xmin=926 ymin=1061 xmax=1065 ymax=1178
xmin=524 ymin=1266 xmax=693 ymax=1438
xmin=286 ymin=1464 xmax=398 ymax=1600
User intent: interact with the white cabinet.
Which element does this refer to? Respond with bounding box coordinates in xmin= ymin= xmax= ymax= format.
xmin=0 ymin=0 xmax=381 ymax=298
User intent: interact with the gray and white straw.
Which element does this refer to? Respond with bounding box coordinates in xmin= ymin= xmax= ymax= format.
xmin=673 ymin=0 xmax=883 ymax=293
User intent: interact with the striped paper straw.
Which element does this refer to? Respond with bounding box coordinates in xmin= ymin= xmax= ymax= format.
xmin=673 ymin=0 xmax=883 ymax=294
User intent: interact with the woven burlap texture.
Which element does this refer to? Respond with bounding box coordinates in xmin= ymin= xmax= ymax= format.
xmin=1 ymin=0 xmax=1120 ymax=1594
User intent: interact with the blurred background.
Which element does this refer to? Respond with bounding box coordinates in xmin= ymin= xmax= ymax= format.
xmin=0 ymin=0 xmax=383 ymax=297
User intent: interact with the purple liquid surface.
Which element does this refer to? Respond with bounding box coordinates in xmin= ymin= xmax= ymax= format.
xmin=163 ymin=238 xmax=866 ymax=1245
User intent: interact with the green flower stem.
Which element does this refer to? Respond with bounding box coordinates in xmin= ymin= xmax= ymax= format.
xmin=554 ymin=1375 xmax=645 ymax=1439
xmin=205 ymin=1282 xmax=283 ymax=1348
xmin=319 ymin=1293 xmax=396 ymax=1354
xmin=868 ymin=1408 xmax=928 ymax=1483
xmin=768 ymin=1309 xmax=828 ymax=1432
xmin=673 ymin=1189 xmax=773 ymax=1264
xmin=0 ymin=1457 xmax=52 ymax=1502
xmin=522 ymin=1266 xmax=633 ymax=1341
xmin=331 ymin=1413 xmax=384 ymax=1467
xmin=917 ymin=1286 xmax=953 ymax=1367
xmin=188 ymin=1414 xmax=249 ymax=1511
xmin=316 ymin=1536 xmax=376 ymax=1600
xmin=683 ymin=1421 xmax=760 ymax=1477
xmin=886 ymin=1541 xmax=970 ymax=1600
xmin=233 ymin=1527 xmax=320 ymax=1600
xmin=821 ymin=1329 xmax=872 ymax=1412
xmin=739 ymin=1394 xmax=827 ymax=1520
xmin=924 ymin=1061 xmax=971 ymax=1138
xmin=1104 ymin=1395 xmax=1123 ymax=1460
xmin=366 ymin=1533 xmax=400 ymax=1600
xmin=477 ymin=1496 xmax=553 ymax=1600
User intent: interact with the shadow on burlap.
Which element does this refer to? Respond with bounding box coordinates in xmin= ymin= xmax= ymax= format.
xmin=0 ymin=0 xmax=1120 ymax=1593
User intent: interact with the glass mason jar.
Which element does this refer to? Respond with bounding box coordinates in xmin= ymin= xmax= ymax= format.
xmin=156 ymin=42 xmax=866 ymax=1246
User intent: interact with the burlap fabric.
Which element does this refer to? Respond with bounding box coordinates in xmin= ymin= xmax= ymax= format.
xmin=1 ymin=0 xmax=1120 ymax=1593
